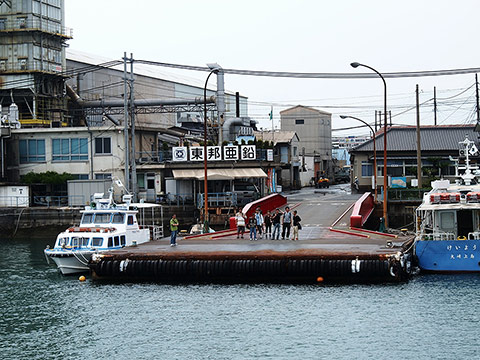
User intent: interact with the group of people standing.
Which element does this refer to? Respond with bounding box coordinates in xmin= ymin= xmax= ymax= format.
xmin=235 ymin=206 xmax=301 ymax=241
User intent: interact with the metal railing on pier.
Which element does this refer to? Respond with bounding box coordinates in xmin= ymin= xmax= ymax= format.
xmin=196 ymin=192 xmax=237 ymax=209
xmin=33 ymin=195 xmax=85 ymax=207
xmin=388 ymin=189 xmax=429 ymax=201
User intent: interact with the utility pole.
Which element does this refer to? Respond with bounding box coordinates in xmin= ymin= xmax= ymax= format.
xmin=130 ymin=53 xmax=137 ymax=202
xmin=270 ymin=105 xmax=274 ymax=145
xmin=476 ymin=74 xmax=480 ymax=124
xmin=416 ymin=84 xmax=422 ymax=188
xmin=434 ymin=86 xmax=437 ymax=126
xmin=123 ymin=52 xmax=130 ymax=192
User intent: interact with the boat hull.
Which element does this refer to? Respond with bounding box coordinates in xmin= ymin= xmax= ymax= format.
xmin=45 ymin=250 xmax=93 ymax=275
xmin=415 ymin=239 xmax=480 ymax=272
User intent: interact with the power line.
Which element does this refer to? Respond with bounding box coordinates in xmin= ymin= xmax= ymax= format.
xmin=136 ymin=59 xmax=480 ymax=79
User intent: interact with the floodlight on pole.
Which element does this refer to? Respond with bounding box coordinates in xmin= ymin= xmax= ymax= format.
xmin=350 ymin=62 xmax=388 ymax=227
xmin=340 ymin=115 xmax=377 ymax=203
xmin=203 ymin=64 xmax=221 ymax=233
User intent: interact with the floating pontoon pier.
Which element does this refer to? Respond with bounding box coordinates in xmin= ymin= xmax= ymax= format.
xmin=89 ymin=193 xmax=414 ymax=283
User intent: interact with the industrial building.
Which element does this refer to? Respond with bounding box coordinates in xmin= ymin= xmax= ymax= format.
xmin=280 ymin=105 xmax=332 ymax=179
xmin=0 ymin=0 xmax=71 ymax=127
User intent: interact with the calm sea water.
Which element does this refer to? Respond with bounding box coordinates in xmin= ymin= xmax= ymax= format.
xmin=1 ymin=232 xmax=480 ymax=359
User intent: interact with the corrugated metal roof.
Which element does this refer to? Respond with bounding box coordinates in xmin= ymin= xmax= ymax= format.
xmin=254 ymin=130 xmax=298 ymax=145
xmin=351 ymin=124 xmax=478 ymax=152
xmin=66 ymin=49 xmax=236 ymax=93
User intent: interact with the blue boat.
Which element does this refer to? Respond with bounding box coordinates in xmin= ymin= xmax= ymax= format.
xmin=414 ymin=135 xmax=480 ymax=272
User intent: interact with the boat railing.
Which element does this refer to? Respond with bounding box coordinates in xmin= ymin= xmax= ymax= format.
xmin=435 ymin=232 xmax=455 ymax=241
xmin=468 ymin=232 xmax=480 ymax=240
xmin=140 ymin=224 xmax=164 ymax=240
xmin=422 ymin=232 xmax=455 ymax=241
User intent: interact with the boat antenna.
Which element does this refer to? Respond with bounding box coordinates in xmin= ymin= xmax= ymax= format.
xmin=458 ymin=135 xmax=480 ymax=185
xmin=112 ymin=177 xmax=131 ymax=195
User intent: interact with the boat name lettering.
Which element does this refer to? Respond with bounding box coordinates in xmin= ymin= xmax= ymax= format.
xmin=446 ymin=245 xmax=477 ymax=251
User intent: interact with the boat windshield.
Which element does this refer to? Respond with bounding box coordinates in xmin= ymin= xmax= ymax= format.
xmin=94 ymin=213 xmax=111 ymax=224
xmin=112 ymin=213 xmax=125 ymax=224
xmin=71 ymin=237 xmax=90 ymax=247
xmin=81 ymin=213 xmax=93 ymax=224
xmin=92 ymin=237 xmax=103 ymax=247
xmin=57 ymin=237 xmax=68 ymax=247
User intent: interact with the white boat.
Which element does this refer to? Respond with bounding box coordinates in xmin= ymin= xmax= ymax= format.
xmin=44 ymin=189 xmax=163 ymax=275
xmin=414 ymin=135 xmax=480 ymax=272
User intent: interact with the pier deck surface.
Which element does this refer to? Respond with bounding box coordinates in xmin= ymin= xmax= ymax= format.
xmin=100 ymin=185 xmax=412 ymax=259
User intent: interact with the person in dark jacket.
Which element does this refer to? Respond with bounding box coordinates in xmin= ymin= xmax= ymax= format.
xmin=248 ymin=216 xmax=257 ymax=241
xmin=292 ymin=210 xmax=302 ymax=241
xmin=272 ymin=209 xmax=282 ymax=240
xmin=264 ymin=210 xmax=272 ymax=238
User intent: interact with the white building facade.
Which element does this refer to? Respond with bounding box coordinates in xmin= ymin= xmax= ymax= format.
xmin=10 ymin=126 xmax=125 ymax=181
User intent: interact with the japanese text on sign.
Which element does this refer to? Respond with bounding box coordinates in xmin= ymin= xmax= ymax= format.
xmin=172 ymin=145 xmax=257 ymax=162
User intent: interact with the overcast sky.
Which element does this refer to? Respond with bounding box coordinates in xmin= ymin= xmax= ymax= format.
xmin=65 ymin=0 xmax=480 ymax=136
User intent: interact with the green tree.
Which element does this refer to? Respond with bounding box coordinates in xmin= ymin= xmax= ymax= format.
xmin=21 ymin=171 xmax=74 ymax=185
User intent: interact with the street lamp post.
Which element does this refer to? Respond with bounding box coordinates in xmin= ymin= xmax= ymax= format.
xmin=203 ymin=66 xmax=220 ymax=233
xmin=340 ymin=115 xmax=377 ymax=203
xmin=350 ymin=62 xmax=388 ymax=227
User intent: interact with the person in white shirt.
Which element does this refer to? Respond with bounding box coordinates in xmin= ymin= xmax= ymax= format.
xmin=235 ymin=211 xmax=246 ymax=239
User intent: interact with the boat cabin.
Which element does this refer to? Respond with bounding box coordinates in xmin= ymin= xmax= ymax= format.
xmin=56 ymin=234 xmax=127 ymax=249
xmin=80 ymin=210 xmax=138 ymax=228
xmin=417 ymin=181 xmax=480 ymax=241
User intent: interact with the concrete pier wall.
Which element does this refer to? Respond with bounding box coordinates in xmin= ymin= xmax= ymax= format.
xmin=0 ymin=204 xmax=202 ymax=236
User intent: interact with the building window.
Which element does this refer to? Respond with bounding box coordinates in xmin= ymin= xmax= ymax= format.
xmin=72 ymin=174 xmax=89 ymax=180
xmin=137 ymin=174 xmax=145 ymax=189
xmin=295 ymin=119 xmax=304 ymax=125
xmin=293 ymin=146 xmax=297 ymax=157
xmin=361 ymin=161 xmax=373 ymax=177
xmin=95 ymin=173 xmax=111 ymax=180
xmin=17 ymin=17 xmax=27 ymax=28
xmin=19 ymin=139 xmax=45 ymax=163
xmin=52 ymin=138 xmax=88 ymax=161
xmin=95 ymin=137 xmax=111 ymax=155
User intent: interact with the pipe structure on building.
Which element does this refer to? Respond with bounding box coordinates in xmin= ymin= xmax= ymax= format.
xmin=66 ymin=84 xmax=216 ymax=110
xmin=222 ymin=117 xmax=248 ymax=143
xmin=213 ymin=65 xmax=225 ymax=144
xmin=79 ymin=97 xmax=216 ymax=109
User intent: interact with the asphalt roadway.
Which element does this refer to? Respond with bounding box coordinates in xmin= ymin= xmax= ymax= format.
xmin=283 ymin=183 xmax=360 ymax=228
